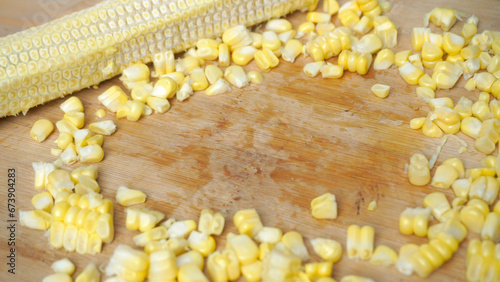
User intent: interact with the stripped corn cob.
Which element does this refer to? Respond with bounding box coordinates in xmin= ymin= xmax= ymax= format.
xmin=0 ymin=0 xmax=318 ymax=117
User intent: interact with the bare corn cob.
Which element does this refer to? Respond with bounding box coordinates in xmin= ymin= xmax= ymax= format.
xmin=0 ymin=0 xmax=317 ymax=117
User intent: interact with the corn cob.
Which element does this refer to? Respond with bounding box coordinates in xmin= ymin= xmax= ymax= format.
xmin=0 ymin=0 xmax=317 ymax=117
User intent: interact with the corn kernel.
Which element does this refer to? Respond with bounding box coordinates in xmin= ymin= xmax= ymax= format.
xmin=254 ymin=47 xmax=280 ymax=71
xmin=51 ymin=258 xmax=75 ymax=275
xmin=423 ymin=192 xmax=451 ymax=222
xmin=410 ymin=117 xmax=426 ymax=130
xmin=20 ymin=209 xmax=52 ymax=230
xmin=282 ymin=39 xmax=303 ymax=63
xmin=399 ymin=207 xmax=432 ymax=236
xmin=282 ymin=231 xmax=309 ymax=261
xmin=75 ymin=263 xmax=100 ymax=282
xmin=311 ymin=192 xmax=337 ymax=219
xmin=432 ymin=61 xmax=463 ymax=89
xmin=311 ymin=237 xmax=342 ymax=262
xmin=371 ymin=84 xmax=390 ymax=98
xmin=89 ymin=120 xmax=116 ymax=135
xmin=307 ymin=12 xmax=332 ymax=23
xmin=373 ymin=49 xmax=395 ymax=70
xmin=224 ymin=66 xmax=249 ymax=88
xmin=205 ymin=65 xmax=224 ymax=85
xmin=321 ymin=64 xmax=344 ymax=79
xmin=205 ymin=78 xmax=231 ymax=96
xmin=399 ymin=61 xmax=424 ymax=85
xmin=187 ymin=231 xmax=216 ymax=257
xmin=369 ymin=245 xmax=398 ymax=266
xmin=176 ymin=250 xmax=204 ymax=270
xmin=232 ymin=46 xmax=258 ymax=66
xmin=178 ymin=263 xmax=209 ymax=282
xmin=42 ymin=273 xmax=72 ymax=282
xmin=247 ymin=71 xmax=264 ymax=84
xmin=395 ymin=50 xmax=411 ymax=67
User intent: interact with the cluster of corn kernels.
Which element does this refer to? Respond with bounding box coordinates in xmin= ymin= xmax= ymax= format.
xmin=43 ymin=260 xmax=100 ymax=282
xmin=404 ymin=9 xmax=500 ymax=156
xmin=102 ymin=204 xmax=372 ymax=282
xmin=404 ymin=149 xmax=500 ymax=278
xmin=20 ymin=164 xmax=114 ymax=255
xmin=30 ymin=96 xmax=118 ymax=165
xmin=466 ymin=239 xmax=500 ymax=281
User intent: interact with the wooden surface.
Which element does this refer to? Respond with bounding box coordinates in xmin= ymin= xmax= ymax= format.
xmin=1 ymin=0 xmax=500 ymax=281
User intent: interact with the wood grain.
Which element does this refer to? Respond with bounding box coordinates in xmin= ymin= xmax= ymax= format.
xmin=0 ymin=0 xmax=499 ymax=281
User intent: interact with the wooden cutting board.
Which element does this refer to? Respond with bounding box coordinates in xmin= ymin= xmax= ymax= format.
xmin=1 ymin=0 xmax=499 ymax=281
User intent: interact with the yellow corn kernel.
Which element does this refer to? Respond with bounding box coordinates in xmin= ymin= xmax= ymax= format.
xmin=188 ymin=67 xmax=208 ymax=91
xmin=226 ymin=233 xmax=259 ymax=264
xmin=253 ymin=227 xmax=282 ymax=245
xmin=54 ymin=133 xmax=73 ymax=151
xmin=78 ymin=144 xmax=104 ymax=163
xmin=19 ymin=209 xmax=52 ymax=230
xmin=151 ymin=78 xmax=177 ymax=99
xmin=75 ymin=263 xmax=100 ymax=282
xmin=422 ymin=42 xmax=443 ymax=62
xmin=198 ymin=209 xmax=225 ymax=236
xmin=373 ymin=49 xmax=394 ymax=70
xmin=394 ymin=243 xmax=419 ymax=275
xmin=461 ymin=15 xmax=478 ymax=44
xmin=311 ymin=192 xmax=337 ymax=219
xmin=62 ymin=223 xmax=78 ymax=251
xmin=64 ymin=111 xmax=85 ymax=129
xmin=425 ymin=7 xmax=460 ymax=32
xmin=314 ymin=23 xmax=334 ymax=37
xmin=423 ymin=192 xmax=451 ymax=222
xmin=431 ymin=163 xmax=459 ymax=189
xmin=479 ymin=52 xmax=492 ymax=69
xmin=89 ymin=120 xmax=116 ymax=135
xmin=206 ymin=251 xmax=229 ymax=281
xmin=116 ymin=186 xmax=146 ymax=207
xmin=432 ymin=108 xmax=460 ymax=134
xmin=432 ymin=61 xmax=463 ymax=89
xmin=59 ymin=97 xmax=84 ymax=113
xmin=369 ymin=245 xmax=398 ymax=266
xmin=176 ymin=250 xmax=204 ymax=270
xmin=224 ymin=66 xmax=249 ymax=89
xmin=481 ymin=212 xmax=500 ymax=241
xmin=461 ymin=45 xmax=481 ymax=60
xmin=409 ymin=54 xmax=424 ymax=70
xmin=359 ymin=225 xmax=375 ymax=260
xmin=31 ymin=191 xmax=53 ymax=212
xmin=56 ymin=119 xmax=78 ymax=135
xmin=304 ymin=261 xmax=333 ymax=280
xmin=204 ymin=65 xmax=224 ymax=85
xmin=176 ymin=56 xmax=201 ymax=75
xmin=178 ymin=263 xmax=209 ymax=282
xmin=261 ymin=242 xmax=302 ymax=280
xmin=303 ymin=61 xmax=325 ymax=77
xmin=167 ymin=220 xmax=197 ymax=239
xmin=262 ymin=31 xmax=281 ymax=51
xmin=442 ymin=32 xmax=465 ymax=55
xmin=241 ymin=260 xmax=262 ymax=282
xmin=473 ymin=99 xmax=492 ymax=122
xmin=126 ymin=206 xmax=164 ymax=232
xmin=421 ymin=118 xmax=443 ymax=138
xmin=475 ymin=73 xmax=496 ymax=93
xmin=461 ymin=116 xmax=482 ymax=139
xmin=152 ymin=50 xmax=176 ymax=77
xmin=399 ymin=61 xmax=424 ymax=85
xmin=353 ymin=16 xmax=373 ymax=35
xmin=147 ymin=97 xmax=170 ymax=114
xmin=447 ymin=53 xmax=465 ymax=65
xmin=119 ymin=63 xmax=150 ymax=90
xmin=310 ymin=237 xmax=342 ymax=262
xmin=105 ymin=244 xmax=149 ymax=282
xmin=416 ymin=86 xmax=435 ymax=102
xmin=282 ymin=39 xmax=303 ymax=63
xmin=410 ymin=117 xmax=426 ymax=130
xmin=282 ymin=231 xmax=309 ymax=261
xmin=254 ymin=48 xmax=280 ymax=71
xmin=298 ymin=22 xmax=316 ymax=35
xmin=216 ymin=43 xmax=230 ymax=67
xmin=394 ymin=50 xmax=411 ymax=67
xmin=31 ymin=119 xmax=54 ymax=143
xmin=147 ymin=249 xmax=177 ymax=281
xmin=222 ymin=25 xmax=252 ymax=50
xmin=51 ymin=258 xmax=75 ymax=275
xmin=353 ymin=34 xmax=382 ymax=54
xmin=340 ymin=275 xmax=375 ymax=282
xmin=161 ymin=72 xmax=185 ymax=88
xmin=72 ymin=129 xmax=90 ymax=147
xmin=374 ymin=19 xmax=398 ymax=49
xmin=232 ymin=46 xmax=258 ymax=66
xmin=371 ymin=84 xmax=390 ymax=98
xmin=187 ymin=231 xmax=216 ymax=257
xmin=265 ymin=19 xmax=292 ymax=33
xmin=419 ymin=74 xmax=437 ymax=90
xmin=42 ymin=273 xmax=72 ymax=282
xmin=64 ymin=205 xmax=81 ymax=225
xmin=247 ymin=71 xmax=264 ymax=84
xmin=460 ymin=199 xmax=488 ymax=233
xmin=144 ymin=238 xmax=188 ymax=256
xmin=488 ymin=55 xmax=500 ymax=73
xmin=347 ymin=225 xmax=361 ymax=259
xmin=205 ymin=78 xmax=231 ymax=96
xmin=399 ymin=207 xmax=432 ymax=236
xmin=339 ymin=8 xmax=360 ymax=29
xmin=321 ymin=64 xmax=344 ymax=79
xmin=323 ymin=0 xmax=340 ymax=14
xmin=196 ymin=46 xmax=218 ymax=61
xmin=411 ymin=27 xmax=431 ymax=51
xmin=307 ymin=12 xmax=332 ymax=23
xmin=469 ymin=176 xmax=499 ymax=205
xmin=75 ymin=175 xmax=100 ymax=195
